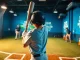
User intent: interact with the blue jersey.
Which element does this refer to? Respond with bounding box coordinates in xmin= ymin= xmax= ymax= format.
xmin=66 ymin=29 xmax=70 ymax=34
xmin=28 ymin=26 xmax=48 ymax=55
xmin=16 ymin=27 xmax=20 ymax=31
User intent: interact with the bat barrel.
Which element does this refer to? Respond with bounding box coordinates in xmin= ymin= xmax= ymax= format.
xmin=27 ymin=1 xmax=35 ymax=20
xmin=26 ymin=1 xmax=35 ymax=31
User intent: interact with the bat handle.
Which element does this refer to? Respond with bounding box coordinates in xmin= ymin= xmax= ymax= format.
xmin=25 ymin=20 xmax=31 ymax=32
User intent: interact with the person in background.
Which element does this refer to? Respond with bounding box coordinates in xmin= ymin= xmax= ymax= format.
xmin=66 ymin=27 xmax=71 ymax=43
xmin=15 ymin=25 xmax=21 ymax=40
xmin=22 ymin=11 xmax=48 ymax=60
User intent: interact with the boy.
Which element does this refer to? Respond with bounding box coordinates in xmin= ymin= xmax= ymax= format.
xmin=66 ymin=28 xmax=71 ymax=43
xmin=22 ymin=11 xmax=48 ymax=60
xmin=15 ymin=25 xmax=21 ymax=40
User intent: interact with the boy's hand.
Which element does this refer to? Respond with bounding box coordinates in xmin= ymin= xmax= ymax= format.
xmin=22 ymin=30 xmax=27 ymax=38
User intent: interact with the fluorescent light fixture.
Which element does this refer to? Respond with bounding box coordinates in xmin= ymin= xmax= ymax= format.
xmin=17 ymin=0 xmax=22 ymax=1
xmin=53 ymin=9 xmax=58 ymax=13
xmin=14 ymin=13 xmax=17 ymax=16
xmin=39 ymin=0 xmax=46 ymax=1
xmin=62 ymin=0 xmax=66 ymax=1
xmin=1 ymin=5 xmax=7 ymax=9
xmin=9 ymin=10 xmax=14 ymax=13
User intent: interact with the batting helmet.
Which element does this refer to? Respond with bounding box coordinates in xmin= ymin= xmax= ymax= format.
xmin=30 ymin=11 xmax=45 ymax=25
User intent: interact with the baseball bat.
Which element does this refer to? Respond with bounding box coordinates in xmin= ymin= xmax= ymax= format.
xmin=22 ymin=1 xmax=35 ymax=45
xmin=25 ymin=1 xmax=35 ymax=31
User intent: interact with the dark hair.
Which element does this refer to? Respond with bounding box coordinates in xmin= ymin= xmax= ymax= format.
xmin=30 ymin=11 xmax=45 ymax=25
xmin=66 ymin=28 xmax=68 ymax=29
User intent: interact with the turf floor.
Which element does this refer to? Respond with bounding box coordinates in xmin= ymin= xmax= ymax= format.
xmin=0 ymin=37 xmax=80 ymax=60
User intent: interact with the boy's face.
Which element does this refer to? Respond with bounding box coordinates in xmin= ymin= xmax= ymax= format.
xmin=33 ymin=24 xmax=36 ymax=28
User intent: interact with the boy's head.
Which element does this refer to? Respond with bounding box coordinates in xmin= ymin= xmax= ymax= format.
xmin=30 ymin=11 xmax=45 ymax=28
xmin=66 ymin=27 xmax=68 ymax=30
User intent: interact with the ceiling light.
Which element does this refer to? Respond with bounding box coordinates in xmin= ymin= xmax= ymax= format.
xmin=14 ymin=13 xmax=17 ymax=16
xmin=39 ymin=0 xmax=46 ymax=1
xmin=53 ymin=9 xmax=58 ymax=13
xmin=17 ymin=0 xmax=22 ymax=1
xmin=9 ymin=9 xmax=14 ymax=13
xmin=62 ymin=0 xmax=66 ymax=1
xmin=1 ymin=5 xmax=7 ymax=9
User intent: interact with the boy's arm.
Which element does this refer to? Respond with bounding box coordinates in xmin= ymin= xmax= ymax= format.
xmin=22 ymin=31 xmax=31 ymax=48
xmin=23 ymin=37 xmax=31 ymax=48
xmin=22 ymin=1 xmax=35 ymax=48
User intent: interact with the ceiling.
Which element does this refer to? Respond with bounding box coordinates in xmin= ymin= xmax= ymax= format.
xmin=0 ymin=0 xmax=80 ymax=13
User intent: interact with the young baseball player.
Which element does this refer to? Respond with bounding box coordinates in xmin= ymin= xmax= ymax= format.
xmin=15 ymin=25 xmax=21 ymax=40
xmin=22 ymin=11 xmax=48 ymax=60
xmin=66 ymin=28 xmax=71 ymax=43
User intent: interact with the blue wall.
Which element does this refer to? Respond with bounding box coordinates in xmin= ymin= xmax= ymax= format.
xmin=63 ymin=12 xmax=69 ymax=34
xmin=11 ymin=11 xmax=62 ymax=37
xmin=3 ymin=10 xmax=62 ymax=37
xmin=73 ymin=7 xmax=80 ymax=42
xmin=73 ymin=7 xmax=80 ymax=34
xmin=44 ymin=13 xmax=62 ymax=33
xmin=11 ymin=11 xmax=27 ymax=31
xmin=3 ymin=10 xmax=13 ymax=37
xmin=44 ymin=13 xmax=62 ymax=37
xmin=11 ymin=11 xmax=27 ymax=36
xmin=63 ymin=7 xmax=80 ymax=42
xmin=3 ymin=7 xmax=80 ymax=41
